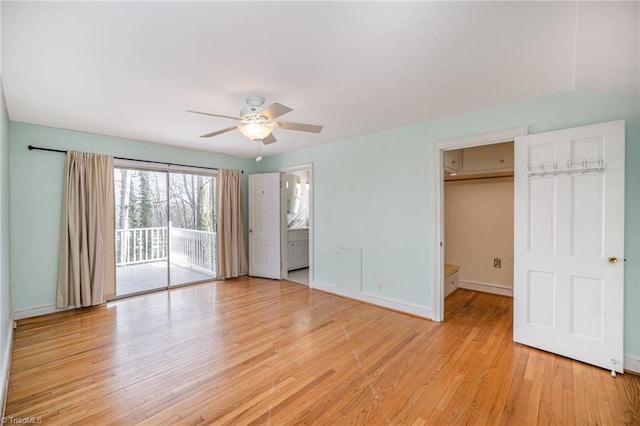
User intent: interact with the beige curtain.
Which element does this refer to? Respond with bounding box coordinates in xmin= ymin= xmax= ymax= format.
xmin=57 ymin=151 xmax=115 ymax=308
xmin=216 ymin=169 xmax=248 ymax=279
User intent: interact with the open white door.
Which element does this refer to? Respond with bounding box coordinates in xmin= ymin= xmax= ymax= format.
xmin=249 ymin=173 xmax=284 ymax=279
xmin=514 ymin=120 xmax=625 ymax=373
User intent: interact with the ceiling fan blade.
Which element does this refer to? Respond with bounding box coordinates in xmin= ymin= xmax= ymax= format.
xmin=187 ymin=110 xmax=241 ymax=121
xmin=262 ymin=133 xmax=277 ymax=145
xmin=278 ymin=121 xmax=323 ymax=133
xmin=200 ymin=126 xmax=238 ymax=138
xmin=260 ymin=103 xmax=293 ymax=120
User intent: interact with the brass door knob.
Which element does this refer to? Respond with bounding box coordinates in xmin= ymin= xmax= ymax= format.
xmin=608 ymin=257 xmax=618 ymax=264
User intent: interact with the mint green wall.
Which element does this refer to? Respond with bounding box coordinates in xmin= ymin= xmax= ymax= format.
xmin=8 ymin=122 xmax=257 ymax=310
xmin=7 ymin=90 xmax=640 ymax=359
xmin=0 ymin=84 xmax=9 ymax=329
xmin=0 ymin=79 xmax=12 ymax=411
xmin=258 ymin=91 xmax=640 ymax=358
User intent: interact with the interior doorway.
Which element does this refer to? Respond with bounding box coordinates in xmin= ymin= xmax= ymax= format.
xmin=432 ymin=127 xmax=527 ymax=321
xmin=443 ymin=142 xmax=515 ymax=299
xmin=279 ymin=163 xmax=313 ymax=286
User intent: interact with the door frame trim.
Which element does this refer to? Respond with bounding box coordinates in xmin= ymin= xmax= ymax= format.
xmin=431 ymin=126 xmax=528 ymax=322
xmin=279 ymin=163 xmax=314 ymax=285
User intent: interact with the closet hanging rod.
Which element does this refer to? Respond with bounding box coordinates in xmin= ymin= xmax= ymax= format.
xmin=445 ymin=173 xmax=514 ymax=182
xmin=27 ymin=144 xmax=242 ymax=173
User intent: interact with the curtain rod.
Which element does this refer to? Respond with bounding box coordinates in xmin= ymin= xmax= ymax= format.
xmin=27 ymin=145 xmax=242 ymax=173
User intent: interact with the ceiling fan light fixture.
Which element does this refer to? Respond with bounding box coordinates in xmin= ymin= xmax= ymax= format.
xmin=238 ymin=121 xmax=276 ymax=141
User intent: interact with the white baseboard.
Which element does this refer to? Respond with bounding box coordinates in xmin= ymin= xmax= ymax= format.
xmin=311 ymin=280 xmax=336 ymax=289
xmin=458 ymin=280 xmax=513 ymax=297
xmin=1 ymin=315 xmax=14 ymax=419
xmin=311 ymin=281 xmax=433 ymax=319
xmin=13 ymin=303 xmax=75 ymax=320
xmin=624 ymin=353 xmax=640 ymax=374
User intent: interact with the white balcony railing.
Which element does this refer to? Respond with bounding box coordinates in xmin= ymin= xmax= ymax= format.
xmin=115 ymin=227 xmax=167 ymax=265
xmin=115 ymin=226 xmax=216 ymax=275
xmin=170 ymin=228 xmax=217 ymax=273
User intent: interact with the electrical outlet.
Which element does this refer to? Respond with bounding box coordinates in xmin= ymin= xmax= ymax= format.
xmin=494 ymin=258 xmax=501 ymax=268
xmin=377 ymin=281 xmax=383 ymax=291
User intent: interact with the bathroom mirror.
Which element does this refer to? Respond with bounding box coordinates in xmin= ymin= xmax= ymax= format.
xmin=286 ymin=174 xmax=300 ymax=214
xmin=286 ymin=172 xmax=310 ymax=228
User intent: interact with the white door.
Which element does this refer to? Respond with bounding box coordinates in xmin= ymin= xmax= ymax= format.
xmin=514 ymin=120 xmax=625 ymax=372
xmin=249 ymin=173 xmax=284 ymax=279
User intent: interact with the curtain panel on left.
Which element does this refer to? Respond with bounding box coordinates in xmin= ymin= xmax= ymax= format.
xmin=57 ymin=151 xmax=115 ymax=308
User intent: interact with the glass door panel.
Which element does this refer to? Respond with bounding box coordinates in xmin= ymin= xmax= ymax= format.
xmin=168 ymin=172 xmax=217 ymax=286
xmin=114 ymin=168 xmax=168 ymax=296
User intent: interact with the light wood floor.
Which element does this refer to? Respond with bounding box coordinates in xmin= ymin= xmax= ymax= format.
xmin=5 ymin=277 xmax=640 ymax=425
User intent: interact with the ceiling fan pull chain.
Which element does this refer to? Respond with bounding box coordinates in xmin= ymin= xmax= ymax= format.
xmin=255 ymin=139 xmax=263 ymax=162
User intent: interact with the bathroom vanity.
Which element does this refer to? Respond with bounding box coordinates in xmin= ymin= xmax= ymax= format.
xmin=287 ymin=228 xmax=309 ymax=271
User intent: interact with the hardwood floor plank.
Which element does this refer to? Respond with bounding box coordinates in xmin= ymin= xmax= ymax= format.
xmin=618 ymin=371 xmax=640 ymax=424
xmin=5 ymin=279 xmax=640 ymax=425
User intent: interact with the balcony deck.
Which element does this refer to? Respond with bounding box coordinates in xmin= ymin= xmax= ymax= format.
xmin=116 ymin=261 xmax=217 ymax=296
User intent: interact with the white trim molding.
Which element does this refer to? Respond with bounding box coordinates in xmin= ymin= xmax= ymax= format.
xmin=311 ymin=280 xmax=433 ymax=319
xmin=624 ymin=353 xmax=640 ymax=374
xmin=311 ymin=280 xmax=337 ymax=290
xmin=434 ymin=127 xmax=529 ymax=151
xmin=1 ymin=315 xmax=13 ymax=419
xmin=432 ymin=126 xmax=528 ymax=322
xmin=13 ymin=303 xmax=76 ymax=320
xmin=458 ymin=280 xmax=513 ymax=297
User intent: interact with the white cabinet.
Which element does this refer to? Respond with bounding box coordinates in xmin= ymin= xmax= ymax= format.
xmin=444 ymin=264 xmax=459 ymax=297
xmin=444 ymin=142 xmax=514 ymax=180
xmin=287 ymin=228 xmax=309 ymax=271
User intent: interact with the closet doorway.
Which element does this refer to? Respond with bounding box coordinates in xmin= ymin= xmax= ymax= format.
xmin=432 ymin=127 xmax=527 ymax=321
xmin=443 ymin=143 xmax=515 ymax=297
xmin=113 ymin=163 xmax=217 ymax=297
xmin=280 ymin=163 xmax=313 ymax=286
xmin=433 ymin=122 xmax=625 ymax=372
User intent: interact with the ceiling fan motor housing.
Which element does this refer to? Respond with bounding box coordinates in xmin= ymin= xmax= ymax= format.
xmin=241 ymin=96 xmax=266 ymax=119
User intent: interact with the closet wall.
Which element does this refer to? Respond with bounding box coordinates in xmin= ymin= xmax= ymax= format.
xmin=444 ymin=177 xmax=514 ymax=290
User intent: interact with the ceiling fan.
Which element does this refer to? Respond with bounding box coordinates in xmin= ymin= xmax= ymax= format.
xmin=187 ymin=96 xmax=323 ymax=145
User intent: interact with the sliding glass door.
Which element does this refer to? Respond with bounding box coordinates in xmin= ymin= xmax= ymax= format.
xmin=115 ymin=169 xmax=168 ymax=295
xmin=114 ymin=166 xmax=216 ymax=297
xmin=168 ymin=172 xmax=217 ymax=286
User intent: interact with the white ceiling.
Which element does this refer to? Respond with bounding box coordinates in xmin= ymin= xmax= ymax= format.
xmin=2 ymin=2 xmax=638 ymax=158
